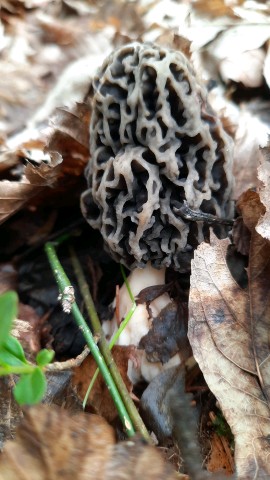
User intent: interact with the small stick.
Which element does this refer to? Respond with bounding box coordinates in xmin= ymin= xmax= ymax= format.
xmin=174 ymin=201 xmax=234 ymax=226
xmin=69 ymin=246 xmax=151 ymax=442
xmin=44 ymin=241 xmax=135 ymax=437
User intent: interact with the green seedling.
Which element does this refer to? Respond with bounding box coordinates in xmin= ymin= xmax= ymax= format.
xmin=0 ymin=290 xmax=54 ymax=405
xmin=212 ymin=411 xmax=234 ymax=447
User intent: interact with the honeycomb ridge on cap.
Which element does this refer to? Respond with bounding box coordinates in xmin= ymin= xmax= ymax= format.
xmin=81 ymin=42 xmax=234 ymax=271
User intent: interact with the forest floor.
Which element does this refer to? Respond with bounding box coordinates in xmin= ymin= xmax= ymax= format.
xmin=0 ymin=1 xmax=270 ymax=479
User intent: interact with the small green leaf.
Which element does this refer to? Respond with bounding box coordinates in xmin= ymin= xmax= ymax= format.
xmin=36 ymin=349 xmax=54 ymax=367
xmin=13 ymin=368 xmax=47 ymax=405
xmin=3 ymin=335 xmax=27 ymax=363
xmin=0 ymin=346 xmax=27 ymax=368
xmin=0 ymin=291 xmax=18 ymax=346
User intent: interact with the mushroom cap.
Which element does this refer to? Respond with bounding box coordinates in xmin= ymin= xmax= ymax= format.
xmin=81 ymin=42 xmax=234 ymax=271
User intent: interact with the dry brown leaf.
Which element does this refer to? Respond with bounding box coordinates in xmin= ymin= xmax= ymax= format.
xmin=0 ymin=151 xmax=62 ymax=225
xmin=72 ymin=346 xmax=133 ymax=422
xmin=0 ymin=102 xmax=90 ymax=225
xmin=207 ymin=431 xmax=234 ymax=476
xmin=237 ymin=191 xmax=270 ymax=403
xmin=37 ymin=14 xmax=82 ymax=46
xmin=236 ymin=190 xmax=265 ymax=232
xmin=256 ymin=145 xmax=270 ymax=241
xmin=0 ymin=404 xmax=180 ymax=480
xmin=0 ymin=404 xmax=115 ymax=480
xmin=264 ymin=41 xmax=270 ymax=88
xmin=208 ymin=25 xmax=270 ymax=62
xmin=0 ymin=0 xmax=51 ymax=17
xmin=188 ymin=230 xmax=270 ymax=479
xmin=219 ymin=49 xmax=265 ymax=88
xmin=139 ymin=300 xmax=190 ymax=364
xmin=233 ymin=108 xmax=269 ymax=197
xmin=193 ymin=0 xmax=244 ymax=18
xmin=47 ymin=103 xmax=90 ymax=154
xmin=14 ymin=303 xmax=43 ymax=357
xmin=0 ymin=149 xmax=22 ymax=174
xmin=43 ymin=103 xmax=90 ymax=185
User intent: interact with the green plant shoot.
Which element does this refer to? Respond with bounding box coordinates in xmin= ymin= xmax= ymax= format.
xmin=0 ymin=291 xmax=54 ymax=405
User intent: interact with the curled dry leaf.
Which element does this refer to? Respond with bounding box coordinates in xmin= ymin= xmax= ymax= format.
xmin=0 ymin=404 xmax=180 ymax=480
xmin=207 ymin=25 xmax=270 ymax=62
xmin=72 ymin=346 xmax=133 ymax=422
xmin=207 ymin=431 xmax=234 ymax=476
xmin=233 ymin=107 xmax=269 ymax=197
xmin=188 ymin=226 xmax=270 ymax=479
xmin=0 ymin=404 xmax=115 ymax=480
xmin=264 ymin=42 xmax=270 ymax=89
xmin=12 ymin=302 xmax=44 ymax=358
xmin=256 ymin=145 xmax=270 ymax=241
xmin=219 ymin=48 xmax=265 ymax=88
xmin=0 ymin=102 xmax=90 ymax=225
xmin=0 ymin=151 xmax=62 ymax=225
xmin=192 ymin=0 xmax=242 ymax=18
xmin=0 ymin=150 xmax=22 ymax=174
xmin=139 ymin=301 xmax=190 ymax=364
xmin=140 ymin=365 xmax=185 ymax=442
xmin=237 ymin=191 xmax=270 ymax=403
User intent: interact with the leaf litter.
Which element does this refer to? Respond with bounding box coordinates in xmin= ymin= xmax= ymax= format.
xmin=0 ymin=0 xmax=270 ymax=478
xmin=188 ymin=189 xmax=270 ymax=478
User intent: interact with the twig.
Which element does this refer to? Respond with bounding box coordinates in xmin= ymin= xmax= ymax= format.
xmin=169 ymin=389 xmax=232 ymax=479
xmin=120 ymin=264 xmax=135 ymax=302
xmin=46 ymin=346 xmax=90 ymax=371
xmin=69 ymin=246 xmax=151 ymax=442
xmin=44 ymin=241 xmax=135 ymax=437
xmin=174 ymin=201 xmax=234 ymax=226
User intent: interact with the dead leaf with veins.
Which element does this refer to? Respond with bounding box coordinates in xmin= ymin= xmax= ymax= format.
xmin=139 ymin=300 xmax=190 ymax=365
xmin=72 ymin=345 xmax=133 ymax=422
xmin=0 ymin=151 xmax=62 ymax=225
xmin=0 ymin=404 xmax=115 ymax=480
xmin=237 ymin=190 xmax=270 ymax=403
xmin=0 ymin=102 xmax=90 ymax=225
xmin=188 ymin=222 xmax=270 ymax=478
xmin=264 ymin=42 xmax=270 ymax=89
xmin=232 ymin=107 xmax=269 ymax=197
xmin=256 ymin=145 xmax=270 ymax=241
xmin=0 ymin=404 xmax=181 ymax=480
xmin=192 ymin=0 xmax=243 ymax=18
xmin=207 ymin=431 xmax=234 ymax=476
xmin=219 ymin=48 xmax=265 ymax=88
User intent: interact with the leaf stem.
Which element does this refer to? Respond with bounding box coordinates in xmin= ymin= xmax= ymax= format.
xmin=120 ymin=264 xmax=135 ymax=302
xmin=0 ymin=365 xmax=34 ymax=375
xmin=69 ymin=246 xmax=151 ymax=442
xmin=44 ymin=241 xmax=135 ymax=437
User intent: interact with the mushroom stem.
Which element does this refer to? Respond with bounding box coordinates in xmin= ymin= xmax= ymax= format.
xmin=103 ymin=263 xmax=169 ymax=342
xmin=102 ymin=262 xmax=173 ymax=383
xmin=121 ymin=262 xmax=167 ymax=306
xmin=103 ymin=263 xmax=169 ymax=336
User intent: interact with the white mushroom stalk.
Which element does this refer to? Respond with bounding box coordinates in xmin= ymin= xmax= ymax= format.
xmin=102 ymin=263 xmax=179 ymax=384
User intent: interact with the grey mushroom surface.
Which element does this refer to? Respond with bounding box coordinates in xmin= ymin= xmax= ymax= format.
xmin=81 ymin=42 xmax=234 ymax=271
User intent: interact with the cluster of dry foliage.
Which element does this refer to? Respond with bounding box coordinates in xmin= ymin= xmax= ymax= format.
xmin=0 ymin=0 xmax=270 ymax=479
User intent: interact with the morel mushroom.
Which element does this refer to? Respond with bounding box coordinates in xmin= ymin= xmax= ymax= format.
xmin=81 ymin=42 xmax=234 ymax=382
xmin=81 ymin=42 xmax=233 ymax=272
